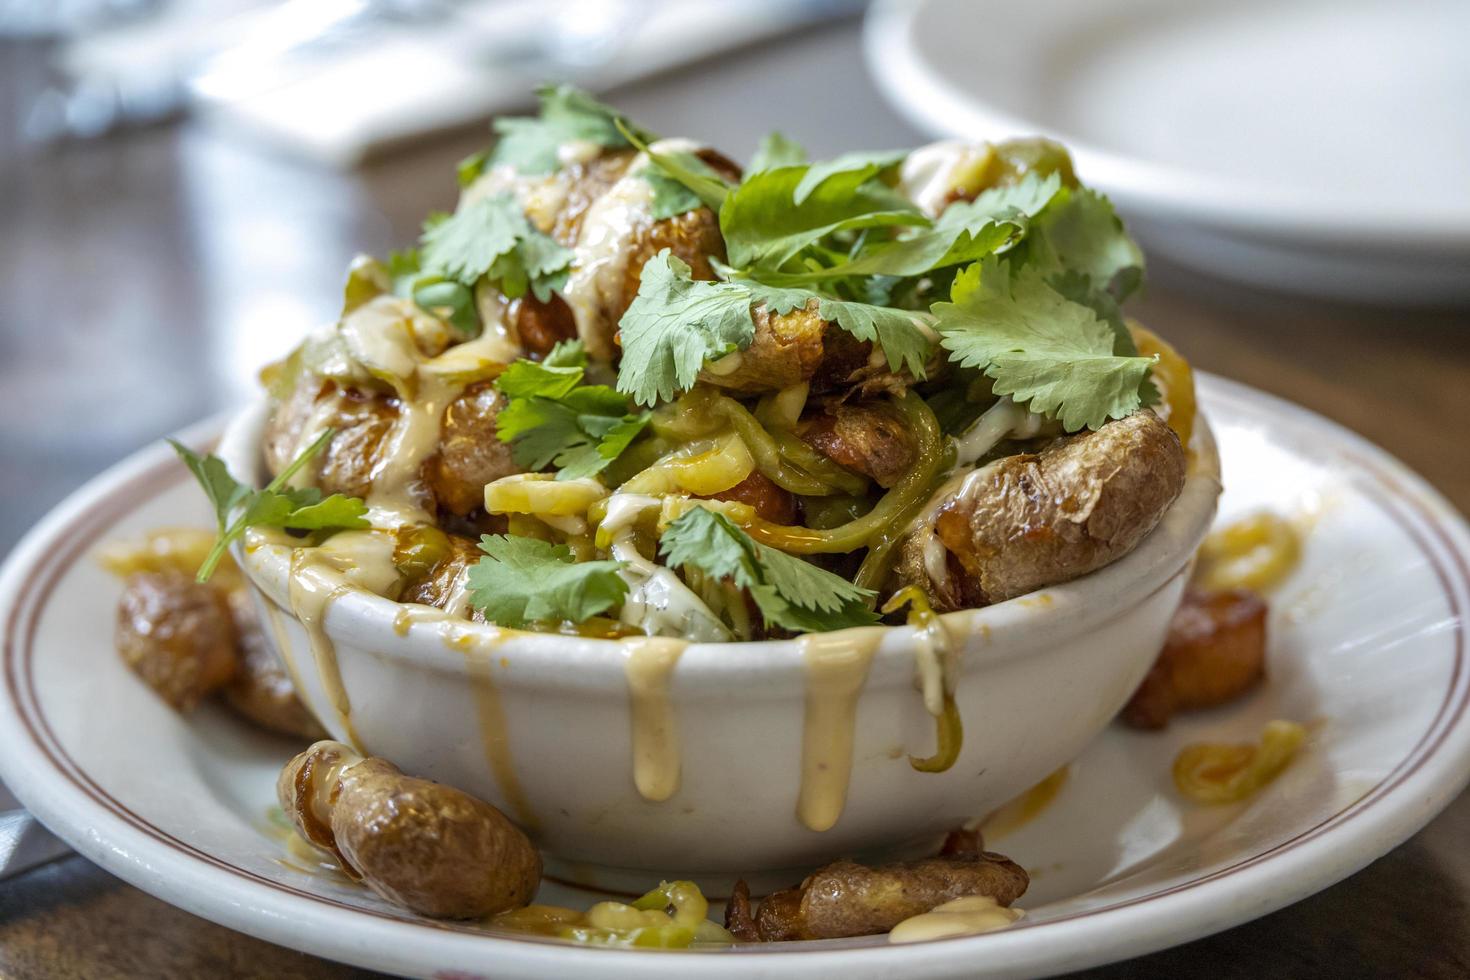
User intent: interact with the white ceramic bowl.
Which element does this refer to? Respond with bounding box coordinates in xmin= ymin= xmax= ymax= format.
xmin=218 ymin=402 xmax=1221 ymax=888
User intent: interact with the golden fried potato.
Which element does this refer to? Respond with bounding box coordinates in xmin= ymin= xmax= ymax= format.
xmin=278 ymin=741 xmax=541 ymax=919
xmin=115 ymin=572 xmax=238 ymax=710
xmin=262 ymin=382 xmax=401 ymax=501
xmin=798 ymin=400 xmax=917 ymax=488
xmin=1123 ymin=589 xmax=1268 ymax=730
xmin=899 ymin=410 xmax=1186 ymax=610
xmin=509 ymin=293 xmax=578 ymax=359
xmin=398 ymin=532 xmax=484 ymax=616
xmin=702 ymin=471 xmax=798 ymax=525
xmin=221 ymin=592 xmax=326 ymax=740
xmin=421 ymin=382 xmax=521 ymax=517
xmin=699 ymin=304 xmax=830 ymax=393
xmin=725 ymin=830 xmax=1027 ymax=942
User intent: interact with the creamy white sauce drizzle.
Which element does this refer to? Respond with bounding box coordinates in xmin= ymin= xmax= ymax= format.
xmin=796 ymin=628 xmax=884 ymax=832
xmin=899 ymin=139 xmax=996 ymax=217
xmin=620 ymin=636 xmax=687 ymax=802
xmin=562 ymin=137 xmax=702 ymax=362
xmin=600 ymin=494 xmax=731 ymax=641
xmin=452 ymin=629 xmax=539 ymax=830
xmin=888 ymin=895 xmax=1023 ymax=944
xmin=287 ymin=556 xmax=364 ymax=752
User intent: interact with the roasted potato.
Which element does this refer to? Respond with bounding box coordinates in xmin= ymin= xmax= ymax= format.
xmin=421 ymin=382 xmax=521 ymax=517
xmin=898 ymin=410 xmax=1186 ymax=611
xmin=704 ymin=471 xmax=798 ymax=525
xmin=1123 ymin=589 xmax=1268 ymax=729
xmin=115 ymin=571 xmax=238 ymax=710
xmin=725 ymin=830 xmax=1027 ymax=942
xmin=398 ymin=531 xmax=484 ymax=617
xmin=278 ymin=741 xmax=541 ymax=919
xmin=221 ymin=592 xmax=326 ymax=740
xmin=798 ymin=399 xmax=918 ymax=488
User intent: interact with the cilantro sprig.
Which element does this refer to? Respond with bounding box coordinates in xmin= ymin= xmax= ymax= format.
xmin=420 ymin=194 xmax=572 ymax=306
xmin=495 ymin=340 xmax=651 ymax=480
xmin=660 ymin=508 xmax=879 ymax=633
xmin=170 ymin=431 xmax=369 ymax=584
xmin=616 ymin=252 xmax=935 ymax=407
xmin=466 ymin=534 xmax=627 ymax=628
xmin=933 ymin=258 xmax=1156 ymax=431
xmin=487 ymin=84 xmax=655 ymax=175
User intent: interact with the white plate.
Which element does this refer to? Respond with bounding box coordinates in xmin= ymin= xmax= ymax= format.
xmin=864 ymin=0 xmax=1470 ymax=302
xmin=2 ymin=375 xmax=1469 ymax=978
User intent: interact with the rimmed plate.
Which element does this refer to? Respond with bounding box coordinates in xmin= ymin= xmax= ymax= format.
xmin=2 ymin=374 xmax=1468 ymax=978
xmin=863 ymin=0 xmax=1470 ymax=302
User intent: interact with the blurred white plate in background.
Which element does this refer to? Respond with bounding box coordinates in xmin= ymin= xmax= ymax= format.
xmin=865 ymin=0 xmax=1470 ymax=303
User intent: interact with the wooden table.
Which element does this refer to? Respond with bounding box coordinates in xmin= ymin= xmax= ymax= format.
xmin=2 ymin=18 xmax=1468 ymax=980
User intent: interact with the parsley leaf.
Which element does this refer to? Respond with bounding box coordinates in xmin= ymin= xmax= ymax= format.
xmin=933 ymin=258 xmax=1156 ymax=431
xmin=496 ymin=340 xmax=651 ymax=479
xmin=659 ymin=508 xmax=878 ymax=633
xmin=718 ymin=163 xmax=925 ymax=272
xmin=419 ymin=194 xmax=571 ymax=303
xmin=488 ymin=84 xmax=655 ymax=175
xmin=170 ymin=431 xmax=370 ymax=583
xmin=745 ymin=282 xmax=934 ymax=380
xmin=616 ymin=251 xmax=758 ymax=406
xmin=748 ymin=131 xmax=807 ymax=172
xmin=467 ymin=535 xmax=627 ymax=628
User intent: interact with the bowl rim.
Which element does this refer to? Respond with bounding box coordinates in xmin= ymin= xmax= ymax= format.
xmin=218 ymin=399 xmax=1221 ymax=679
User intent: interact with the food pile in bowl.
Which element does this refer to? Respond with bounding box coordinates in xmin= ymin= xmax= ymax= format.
xmin=100 ymin=87 xmax=1309 ymax=948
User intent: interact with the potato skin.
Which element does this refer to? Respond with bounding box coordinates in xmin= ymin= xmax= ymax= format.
xmin=798 ymin=400 xmax=917 ymax=488
xmin=704 ymin=471 xmax=798 ymax=524
xmin=221 ymin=592 xmax=326 ymax=740
xmin=115 ymin=572 xmax=238 ymax=710
xmin=278 ymin=741 xmax=541 ymax=919
xmin=1122 ymin=589 xmax=1268 ymax=729
xmin=727 ymin=830 xmax=1028 ymax=942
xmin=900 ymin=410 xmax=1186 ymax=610
xmin=421 ymin=382 xmax=520 ymax=517
xmin=398 ymin=533 xmax=484 ymax=616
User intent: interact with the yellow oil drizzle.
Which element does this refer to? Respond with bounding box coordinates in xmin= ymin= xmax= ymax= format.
xmin=797 ymin=628 xmax=884 ymax=832
xmin=454 ymin=631 xmax=539 ymax=831
xmin=620 ymin=637 xmax=687 ymax=803
xmin=260 ymin=598 xmax=312 ymax=710
xmin=981 ymin=766 xmax=1070 ymax=841
xmin=287 ymin=553 xmax=364 ymax=752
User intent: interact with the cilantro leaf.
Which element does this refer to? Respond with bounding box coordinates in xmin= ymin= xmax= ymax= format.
xmin=616 ymin=251 xmax=757 ymax=406
xmin=718 ymin=163 xmax=926 ymax=272
xmin=791 ymin=149 xmax=906 ymax=205
xmin=1025 ymin=186 xmax=1144 ymax=302
xmin=170 ymin=431 xmax=370 ymax=583
xmin=749 ymin=131 xmax=807 ymax=172
xmin=496 ymin=342 xmax=651 ymax=479
xmin=488 ymin=84 xmax=655 ymax=175
xmin=659 ymin=508 xmax=878 ymax=633
xmin=419 ymin=194 xmax=571 ymax=304
xmin=467 ymin=535 xmax=627 ymax=628
xmin=790 ymin=171 xmax=1062 ymax=282
xmin=745 ymin=282 xmax=934 ymax=380
xmin=934 ymin=258 xmax=1156 ymax=431
xmin=639 ymin=146 xmax=730 ymax=222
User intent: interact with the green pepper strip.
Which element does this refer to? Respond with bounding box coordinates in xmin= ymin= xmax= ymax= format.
xmin=736 ymin=392 xmax=945 ymax=554
xmin=770 ymin=430 xmax=869 ymax=496
xmin=711 ymin=395 xmax=844 ymax=497
xmin=854 ymin=439 xmax=956 ymax=592
xmin=909 ymin=693 xmax=963 ymax=773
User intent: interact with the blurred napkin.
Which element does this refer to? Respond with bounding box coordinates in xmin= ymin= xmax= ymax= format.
xmin=58 ymin=0 xmax=864 ymax=166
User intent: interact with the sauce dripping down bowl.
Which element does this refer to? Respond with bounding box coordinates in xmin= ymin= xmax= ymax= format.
xmin=217 ymin=400 xmax=1221 ymax=893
